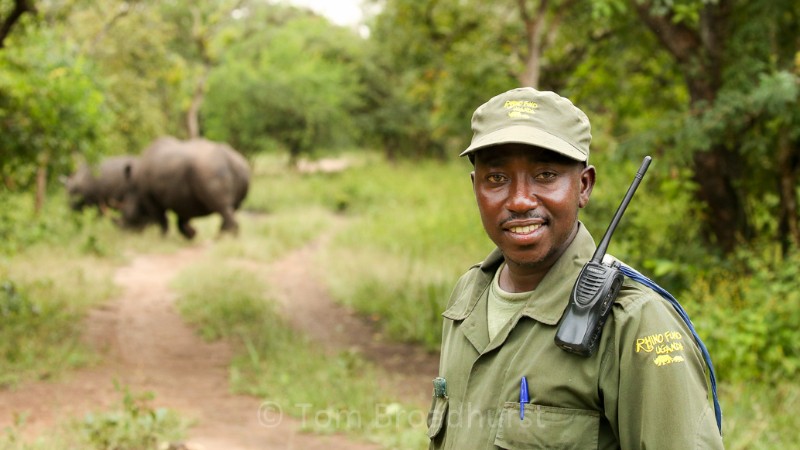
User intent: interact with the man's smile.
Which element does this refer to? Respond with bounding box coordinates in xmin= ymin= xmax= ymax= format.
xmin=508 ymin=224 xmax=542 ymax=235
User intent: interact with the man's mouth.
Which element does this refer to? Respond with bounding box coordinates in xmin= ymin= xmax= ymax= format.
xmin=509 ymin=224 xmax=541 ymax=235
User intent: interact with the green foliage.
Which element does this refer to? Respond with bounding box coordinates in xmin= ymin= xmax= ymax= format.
xmin=70 ymin=1 xmax=189 ymax=151
xmin=685 ymin=248 xmax=800 ymax=384
xmin=0 ymin=28 xmax=110 ymax=188
xmin=203 ymin=5 xmax=364 ymax=160
xmin=78 ymin=385 xmax=188 ymax=450
xmin=720 ymin=382 xmax=800 ymax=450
xmin=0 ymin=190 xmax=120 ymax=387
xmin=580 ymin=153 xmax=711 ymax=291
xmin=367 ymin=1 xmax=519 ymax=158
xmin=0 ymin=275 xmax=92 ymax=387
xmin=0 ymin=190 xmax=115 ymax=257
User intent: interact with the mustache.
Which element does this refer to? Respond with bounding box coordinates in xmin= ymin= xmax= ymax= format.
xmin=500 ymin=212 xmax=545 ymax=227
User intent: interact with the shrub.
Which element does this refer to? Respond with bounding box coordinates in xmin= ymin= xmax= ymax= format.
xmin=684 ymin=248 xmax=800 ymax=383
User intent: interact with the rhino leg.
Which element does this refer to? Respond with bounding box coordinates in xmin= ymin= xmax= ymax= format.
xmin=156 ymin=212 xmax=169 ymax=235
xmin=177 ymin=217 xmax=197 ymax=240
xmin=219 ymin=207 xmax=239 ymax=236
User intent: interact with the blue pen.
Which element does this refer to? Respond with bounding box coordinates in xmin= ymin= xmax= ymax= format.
xmin=519 ymin=376 xmax=529 ymax=420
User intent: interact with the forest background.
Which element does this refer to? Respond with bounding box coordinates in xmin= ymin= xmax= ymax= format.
xmin=0 ymin=0 xmax=799 ymax=448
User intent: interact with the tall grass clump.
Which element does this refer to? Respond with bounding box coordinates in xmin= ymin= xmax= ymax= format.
xmin=683 ymin=248 xmax=800 ymax=385
xmin=172 ymin=260 xmax=427 ymax=449
xmin=209 ymin=206 xmax=331 ymax=262
xmin=77 ymin=385 xmax=189 ymax=449
xmin=243 ymin=152 xmax=382 ymax=214
xmin=719 ymin=381 xmax=799 ymax=450
xmin=173 ymin=263 xmax=271 ymax=342
xmin=0 ymin=385 xmax=188 ymax=450
xmin=0 ymin=192 xmax=128 ymax=386
xmin=642 ymin=243 xmax=800 ymax=447
xmin=317 ymin=158 xmax=494 ymax=348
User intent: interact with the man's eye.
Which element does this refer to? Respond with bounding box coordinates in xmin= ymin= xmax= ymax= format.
xmin=487 ymin=174 xmax=506 ymax=183
xmin=536 ymin=171 xmax=557 ymax=180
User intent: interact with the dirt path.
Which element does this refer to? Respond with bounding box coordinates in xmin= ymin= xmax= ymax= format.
xmin=257 ymin=229 xmax=439 ymax=408
xmin=0 ymin=229 xmax=439 ymax=449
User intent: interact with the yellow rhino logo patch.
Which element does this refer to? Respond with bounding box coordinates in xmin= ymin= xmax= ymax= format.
xmin=653 ymin=354 xmax=685 ymax=367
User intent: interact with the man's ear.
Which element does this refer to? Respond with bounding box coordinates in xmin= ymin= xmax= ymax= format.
xmin=470 ymin=171 xmax=475 ymax=185
xmin=579 ymin=165 xmax=596 ymax=208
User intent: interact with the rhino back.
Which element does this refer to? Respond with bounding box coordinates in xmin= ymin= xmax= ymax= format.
xmin=136 ymin=138 xmax=249 ymax=219
xmin=181 ymin=140 xmax=250 ymax=214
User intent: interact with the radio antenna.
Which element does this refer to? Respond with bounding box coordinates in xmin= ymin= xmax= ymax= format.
xmin=591 ymin=156 xmax=651 ymax=263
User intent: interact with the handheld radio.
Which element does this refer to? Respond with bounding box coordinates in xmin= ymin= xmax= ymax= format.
xmin=555 ymin=156 xmax=652 ymax=356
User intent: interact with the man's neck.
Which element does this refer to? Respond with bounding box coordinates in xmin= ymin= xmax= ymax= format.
xmin=498 ymin=263 xmax=541 ymax=293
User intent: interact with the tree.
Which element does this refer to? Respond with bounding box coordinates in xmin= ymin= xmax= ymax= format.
xmin=71 ymin=0 xmax=186 ymax=153
xmin=515 ymin=0 xmax=577 ymax=88
xmin=202 ymin=4 xmax=364 ymax=164
xmin=158 ymin=0 xmax=246 ymax=139
xmin=0 ymin=28 xmax=110 ymax=210
xmin=365 ymin=0 xmax=597 ymax=159
xmin=629 ymin=0 xmax=800 ymax=252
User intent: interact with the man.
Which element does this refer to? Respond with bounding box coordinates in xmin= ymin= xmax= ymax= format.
xmin=428 ymin=87 xmax=723 ymax=449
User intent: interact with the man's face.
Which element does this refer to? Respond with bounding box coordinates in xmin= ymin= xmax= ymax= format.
xmin=471 ymin=144 xmax=595 ymax=276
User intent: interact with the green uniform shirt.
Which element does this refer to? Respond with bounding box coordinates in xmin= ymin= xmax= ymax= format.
xmin=428 ymin=224 xmax=723 ymax=449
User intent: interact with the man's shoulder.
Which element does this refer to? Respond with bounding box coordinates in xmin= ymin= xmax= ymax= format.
xmin=610 ymin=268 xmax=690 ymax=333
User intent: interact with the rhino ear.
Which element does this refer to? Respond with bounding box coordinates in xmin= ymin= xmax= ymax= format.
xmin=124 ymin=162 xmax=133 ymax=180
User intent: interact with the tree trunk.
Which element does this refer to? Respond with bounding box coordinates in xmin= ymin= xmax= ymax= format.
xmin=691 ymin=146 xmax=748 ymax=250
xmin=516 ymin=0 xmax=571 ymax=88
xmin=517 ymin=0 xmax=548 ymax=88
xmin=34 ymin=162 xmax=47 ymax=215
xmin=634 ymin=0 xmax=746 ymax=251
xmin=777 ymin=127 xmax=800 ymax=254
xmin=187 ymin=65 xmax=209 ymax=139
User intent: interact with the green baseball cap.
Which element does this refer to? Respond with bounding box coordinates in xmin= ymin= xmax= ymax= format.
xmin=460 ymin=87 xmax=591 ymax=162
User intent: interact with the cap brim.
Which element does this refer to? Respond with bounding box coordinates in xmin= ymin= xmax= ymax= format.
xmin=459 ymin=125 xmax=587 ymax=161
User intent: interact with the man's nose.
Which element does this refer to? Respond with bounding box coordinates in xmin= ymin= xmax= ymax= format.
xmin=506 ymin=179 xmax=538 ymax=212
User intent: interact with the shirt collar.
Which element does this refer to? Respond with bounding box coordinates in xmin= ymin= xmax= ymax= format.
xmin=443 ymin=222 xmax=595 ymax=325
xmin=519 ymin=223 xmax=595 ymax=324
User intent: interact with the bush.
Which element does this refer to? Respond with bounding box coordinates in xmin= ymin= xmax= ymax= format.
xmin=684 ymin=248 xmax=800 ymax=383
xmin=0 ymin=278 xmax=92 ymax=387
xmin=78 ymin=385 xmax=188 ymax=449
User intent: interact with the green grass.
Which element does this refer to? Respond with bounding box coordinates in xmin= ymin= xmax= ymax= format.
xmin=171 ymin=259 xmax=428 ymax=449
xmin=0 ymin=385 xmax=188 ymax=450
xmin=719 ymin=382 xmax=799 ymax=450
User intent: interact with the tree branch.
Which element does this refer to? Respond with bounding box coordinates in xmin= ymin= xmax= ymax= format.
xmin=632 ymin=1 xmax=700 ymax=66
xmin=0 ymin=0 xmax=36 ymax=49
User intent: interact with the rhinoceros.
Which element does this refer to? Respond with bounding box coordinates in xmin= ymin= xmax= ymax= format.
xmin=120 ymin=137 xmax=251 ymax=239
xmin=64 ymin=155 xmax=138 ymax=213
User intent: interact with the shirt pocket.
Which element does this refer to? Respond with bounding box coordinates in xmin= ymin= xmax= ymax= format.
xmin=495 ymin=402 xmax=599 ymax=450
xmin=427 ymin=395 xmax=449 ymax=440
